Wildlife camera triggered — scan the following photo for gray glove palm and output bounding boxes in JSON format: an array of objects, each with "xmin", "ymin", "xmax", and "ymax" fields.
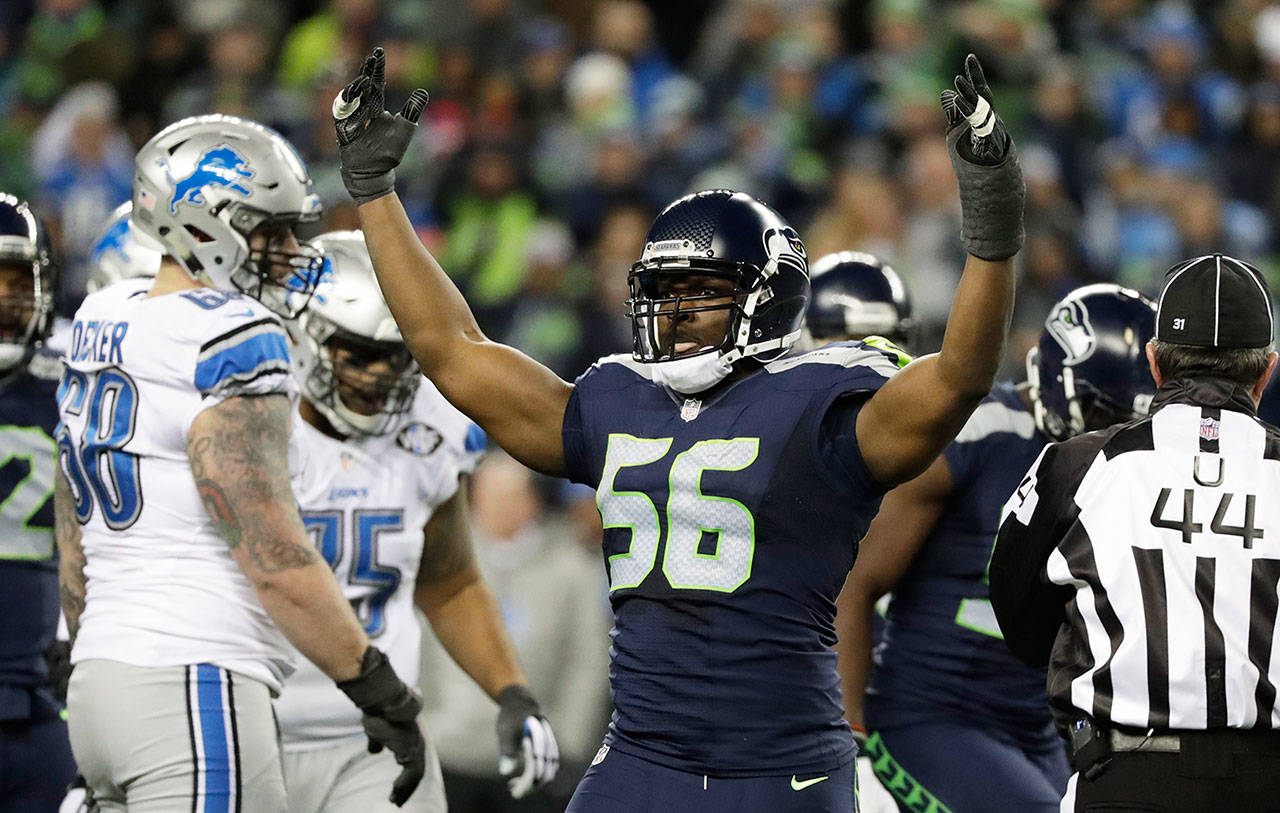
[{"xmin": 333, "ymin": 47, "xmax": 429, "ymax": 205}]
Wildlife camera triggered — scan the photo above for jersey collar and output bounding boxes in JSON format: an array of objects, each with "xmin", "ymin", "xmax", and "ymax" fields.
[{"xmin": 1149, "ymin": 376, "xmax": 1257, "ymax": 417}]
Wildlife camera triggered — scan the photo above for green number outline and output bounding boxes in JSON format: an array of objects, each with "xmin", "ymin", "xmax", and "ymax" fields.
[
  {"xmin": 599, "ymin": 434, "xmax": 672, "ymax": 590},
  {"xmin": 662, "ymin": 438, "xmax": 759, "ymax": 592},
  {"xmin": 0, "ymin": 425, "xmax": 57, "ymax": 560}
]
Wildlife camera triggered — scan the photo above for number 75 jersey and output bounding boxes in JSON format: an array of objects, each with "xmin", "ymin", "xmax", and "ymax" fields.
[
  {"xmin": 561, "ymin": 343, "xmax": 902, "ymax": 777},
  {"xmin": 57, "ymin": 280, "xmax": 298, "ymax": 692}
]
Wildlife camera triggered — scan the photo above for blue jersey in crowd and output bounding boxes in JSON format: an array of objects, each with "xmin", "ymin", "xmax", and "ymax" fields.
[
  {"xmin": 562, "ymin": 342, "xmax": 902, "ymax": 776},
  {"xmin": 867, "ymin": 382, "xmax": 1053, "ymax": 736},
  {"xmin": 0, "ymin": 350, "xmax": 62, "ymax": 722}
]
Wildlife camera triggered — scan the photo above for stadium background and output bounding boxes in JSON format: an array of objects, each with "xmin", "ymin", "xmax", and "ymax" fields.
[{"xmin": 7, "ymin": 0, "xmax": 1280, "ymax": 809}]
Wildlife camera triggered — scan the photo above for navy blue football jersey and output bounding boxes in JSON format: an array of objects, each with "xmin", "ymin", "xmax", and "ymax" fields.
[
  {"xmin": 867, "ymin": 382, "xmax": 1054, "ymax": 735},
  {"xmin": 0, "ymin": 349, "xmax": 63, "ymax": 721},
  {"xmin": 562, "ymin": 342, "xmax": 901, "ymax": 776}
]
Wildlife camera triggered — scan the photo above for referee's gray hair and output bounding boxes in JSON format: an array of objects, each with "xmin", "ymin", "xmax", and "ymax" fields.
[{"xmin": 1150, "ymin": 339, "xmax": 1274, "ymax": 387}]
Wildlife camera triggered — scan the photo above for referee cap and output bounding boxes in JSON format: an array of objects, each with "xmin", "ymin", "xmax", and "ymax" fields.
[{"xmin": 1155, "ymin": 254, "xmax": 1274, "ymax": 348}]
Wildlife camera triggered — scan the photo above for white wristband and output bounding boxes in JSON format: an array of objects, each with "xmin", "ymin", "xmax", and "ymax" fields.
[{"xmin": 967, "ymin": 96, "xmax": 995, "ymax": 137}]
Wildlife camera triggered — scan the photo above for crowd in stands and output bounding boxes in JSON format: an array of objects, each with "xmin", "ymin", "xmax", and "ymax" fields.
[{"xmin": 7, "ymin": 0, "xmax": 1280, "ymax": 377}]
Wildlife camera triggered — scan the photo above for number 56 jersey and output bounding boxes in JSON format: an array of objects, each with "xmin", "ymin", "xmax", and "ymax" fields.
[
  {"xmin": 561, "ymin": 343, "xmax": 901, "ymax": 777},
  {"xmin": 59, "ymin": 281, "xmax": 297, "ymax": 692}
]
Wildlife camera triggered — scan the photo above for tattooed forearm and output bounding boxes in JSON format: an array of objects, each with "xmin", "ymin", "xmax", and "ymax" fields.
[
  {"xmin": 188, "ymin": 394, "xmax": 317, "ymax": 573},
  {"xmin": 54, "ymin": 468, "xmax": 87, "ymax": 643}
]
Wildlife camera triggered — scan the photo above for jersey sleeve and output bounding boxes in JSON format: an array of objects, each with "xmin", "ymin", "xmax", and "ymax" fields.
[
  {"xmin": 990, "ymin": 435, "xmax": 1099, "ymax": 667},
  {"xmin": 561, "ymin": 372, "xmax": 595, "ymax": 487},
  {"xmin": 809, "ymin": 344, "xmax": 899, "ymax": 497},
  {"xmin": 193, "ymin": 316, "xmax": 294, "ymax": 402}
]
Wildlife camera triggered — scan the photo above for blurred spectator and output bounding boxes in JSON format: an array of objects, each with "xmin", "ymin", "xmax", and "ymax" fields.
[
  {"xmin": 164, "ymin": 13, "xmax": 301, "ymax": 132},
  {"xmin": 31, "ymin": 82, "xmax": 131, "ymax": 310},
  {"xmin": 441, "ymin": 141, "xmax": 537, "ymax": 335},
  {"xmin": 277, "ymin": 0, "xmax": 383, "ymax": 91},
  {"xmin": 419, "ymin": 453, "xmax": 611, "ymax": 813}
]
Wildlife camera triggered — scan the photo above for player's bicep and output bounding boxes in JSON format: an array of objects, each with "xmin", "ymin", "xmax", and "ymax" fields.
[
  {"xmin": 851, "ymin": 454, "xmax": 954, "ymax": 599},
  {"xmin": 856, "ymin": 354, "xmax": 980, "ymax": 487},
  {"xmin": 415, "ymin": 485, "xmax": 480, "ymax": 611},
  {"xmin": 429, "ymin": 338, "xmax": 572, "ymax": 477},
  {"xmin": 187, "ymin": 394, "xmax": 317, "ymax": 578}
]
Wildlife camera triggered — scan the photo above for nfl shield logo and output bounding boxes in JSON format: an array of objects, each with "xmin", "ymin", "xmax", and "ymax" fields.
[
  {"xmin": 1200, "ymin": 417, "xmax": 1220, "ymax": 442},
  {"xmin": 680, "ymin": 398, "xmax": 702, "ymax": 422}
]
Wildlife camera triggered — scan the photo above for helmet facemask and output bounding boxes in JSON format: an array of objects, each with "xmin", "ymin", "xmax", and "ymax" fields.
[
  {"xmin": 0, "ymin": 228, "xmax": 53, "ymax": 374},
  {"xmin": 303, "ymin": 321, "xmax": 420, "ymax": 437},
  {"xmin": 223, "ymin": 206, "xmax": 324, "ymax": 319},
  {"xmin": 627, "ymin": 261, "xmax": 750, "ymax": 363}
]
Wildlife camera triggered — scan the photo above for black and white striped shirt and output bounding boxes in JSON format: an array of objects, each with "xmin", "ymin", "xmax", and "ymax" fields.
[{"xmin": 991, "ymin": 377, "xmax": 1280, "ymax": 732}]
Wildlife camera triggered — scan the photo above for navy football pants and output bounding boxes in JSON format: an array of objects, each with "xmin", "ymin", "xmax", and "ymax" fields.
[
  {"xmin": 863, "ymin": 714, "xmax": 1069, "ymax": 813},
  {"xmin": 0, "ymin": 715, "xmax": 76, "ymax": 812},
  {"xmin": 566, "ymin": 745, "xmax": 859, "ymax": 813}
]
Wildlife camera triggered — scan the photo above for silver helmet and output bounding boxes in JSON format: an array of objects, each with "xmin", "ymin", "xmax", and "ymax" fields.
[
  {"xmin": 290, "ymin": 230, "xmax": 420, "ymax": 436},
  {"xmin": 87, "ymin": 203, "xmax": 162, "ymax": 293},
  {"xmin": 130, "ymin": 114, "xmax": 323, "ymax": 317}
]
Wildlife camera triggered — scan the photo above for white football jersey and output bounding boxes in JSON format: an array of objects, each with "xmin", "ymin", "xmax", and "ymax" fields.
[
  {"xmin": 60, "ymin": 280, "xmax": 298, "ymax": 692},
  {"xmin": 277, "ymin": 382, "xmax": 483, "ymax": 747}
]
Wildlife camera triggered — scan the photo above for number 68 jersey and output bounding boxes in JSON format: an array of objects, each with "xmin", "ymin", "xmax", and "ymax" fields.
[
  {"xmin": 59, "ymin": 280, "xmax": 298, "ymax": 691},
  {"xmin": 275, "ymin": 383, "xmax": 483, "ymax": 748}
]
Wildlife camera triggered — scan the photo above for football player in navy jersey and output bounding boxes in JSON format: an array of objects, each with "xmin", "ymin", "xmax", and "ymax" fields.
[
  {"xmin": 805, "ymin": 251, "xmax": 915, "ymax": 353},
  {"xmin": 806, "ymin": 251, "xmax": 913, "ymax": 813},
  {"xmin": 332, "ymin": 49, "xmax": 1025, "ymax": 811},
  {"xmin": 0, "ymin": 193, "xmax": 77, "ymax": 811},
  {"xmin": 839, "ymin": 285, "xmax": 1157, "ymax": 813}
]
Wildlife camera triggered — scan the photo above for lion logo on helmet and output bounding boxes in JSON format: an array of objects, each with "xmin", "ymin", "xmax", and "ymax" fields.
[
  {"xmin": 1045, "ymin": 298, "xmax": 1096, "ymax": 365},
  {"xmin": 169, "ymin": 146, "xmax": 254, "ymax": 214}
]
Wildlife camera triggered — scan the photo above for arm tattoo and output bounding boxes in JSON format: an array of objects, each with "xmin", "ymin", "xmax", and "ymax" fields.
[
  {"xmin": 54, "ymin": 468, "xmax": 87, "ymax": 643},
  {"xmin": 188, "ymin": 395, "xmax": 317, "ymax": 573},
  {"xmin": 419, "ymin": 490, "xmax": 477, "ymax": 586}
]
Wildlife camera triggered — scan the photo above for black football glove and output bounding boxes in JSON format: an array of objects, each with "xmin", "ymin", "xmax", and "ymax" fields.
[
  {"xmin": 332, "ymin": 47, "xmax": 429, "ymax": 205},
  {"xmin": 940, "ymin": 54, "xmax": 1025, "ymax": 261},
  {"xmin": 495, "ymin": 684, "xmax": 559, "ymax": 799},
  {"xmin": 336, "ymin": 647, "xmax": 426, "ymax": 807}
]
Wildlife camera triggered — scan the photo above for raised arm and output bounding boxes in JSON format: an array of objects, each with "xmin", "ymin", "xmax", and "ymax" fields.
[
  {"xmin": 857, "ymin": 56, "xmax": 1024, "ymax": 487},
  {"xmin": 836, "ymin": 456, "xmax": 953, "ymax": 728},
  {"xmin": 333, "ymin": 48, "xmax": 571, "ymax": 476}
]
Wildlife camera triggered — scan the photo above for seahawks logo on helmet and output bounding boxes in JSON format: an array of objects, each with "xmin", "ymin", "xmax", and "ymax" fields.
[
  {"xmin": 169, "ymin": 145, "xmax": 254, "ymax": 214},
  {"xmin": 396, "ymin": 422, "xmax": 443, "ymax": 456},
  {"xmin": 763, "ymin": 226, "xmax": 807, "ymax": 271},
  {"xmin": 1045, "ymin": 299, "xmax": 1096, "ymax": 365}
]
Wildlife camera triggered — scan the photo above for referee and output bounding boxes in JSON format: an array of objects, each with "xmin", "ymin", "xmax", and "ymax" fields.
[{"xmin": 990, "ymin": 253, "xmax": 1280, "ymax": 811}]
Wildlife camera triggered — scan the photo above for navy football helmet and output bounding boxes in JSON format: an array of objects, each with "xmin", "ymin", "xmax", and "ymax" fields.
[
  {"xmin": 806, "ymin": 251, "xmax": 913, "ymax": 346},
  {"xmin": 627, "ymin": 189, "xmax": 810, "ymax": 365},
  {"xmin": 0, "ymin": 193, "xmax": 56, "ymax": 374},
  {"xmin": 1027, "ymin": 283, "xmax": 1157, "ymax": 441}
]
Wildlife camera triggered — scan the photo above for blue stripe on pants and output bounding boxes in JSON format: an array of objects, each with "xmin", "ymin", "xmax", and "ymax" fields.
[{"xmin": 196, "ymin": 664, "xmax": 231, "ymax": 813}]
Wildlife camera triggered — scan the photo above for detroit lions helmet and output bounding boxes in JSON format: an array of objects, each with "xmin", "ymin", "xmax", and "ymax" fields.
[
  {"xmin": 0, "ymin": 193, "xmax": 55, "ymax": 374},
  {"xmin": 130, "ymin": 114, "xmax": 323, "ymax": 318},
  {"xmin": 806, "ymin": 251, "xmax": 913, "ymax": 346},
  {"xmin": 627, "ymin": 189, "xmax": 810, "ymax": 367},
  {"xmin": 87, "ymin": 203, "xmax": 162, "ymax": 293},
  {"xmin": 289, "ymin": 231, "xmax": 419, "ymax": 437},
  {"xmin": 1028, "ymin": 283, "xmax": 1157, "ymax": 441}
]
